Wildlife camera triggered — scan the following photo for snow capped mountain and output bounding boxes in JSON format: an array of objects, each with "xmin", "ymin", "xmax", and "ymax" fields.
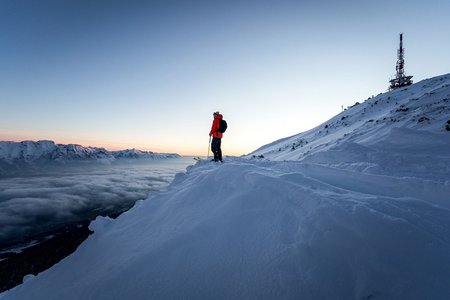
[
  {"xmin": 2, "ymin": 74, "xmax": 450, "ymax": 300},
  {"xmin": 249, "ymin": 73, "xmax": 450, "ymax": 163},
  {"xmin": 110, "ymin": 148, "xmax": 177, "ymax": 159},
  {"xmin": 0, "ymin": 140, "xmax": 180, "ymax": 164}
]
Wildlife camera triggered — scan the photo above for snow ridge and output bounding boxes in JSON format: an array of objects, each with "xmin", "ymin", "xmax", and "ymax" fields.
[
  {"xmin": 249, "ymin": 74, "xmax": 450, "ymax": 162},
  {"xmin": 3, "ymin": 156, "xmax": 450, "ymax": 299}
]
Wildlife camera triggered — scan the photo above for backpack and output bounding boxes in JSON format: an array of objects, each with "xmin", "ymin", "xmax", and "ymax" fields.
[{"xmin": 218, "ymin": 119, "xmax": 227, "ymax": 133}]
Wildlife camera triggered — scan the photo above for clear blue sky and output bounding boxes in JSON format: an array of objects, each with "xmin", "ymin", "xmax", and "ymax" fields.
[{"xmin": 1, "ymin": 0, "xmax": 449, "ymax": 155}]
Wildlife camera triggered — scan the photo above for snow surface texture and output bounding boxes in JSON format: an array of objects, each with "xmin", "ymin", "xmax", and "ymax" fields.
[
  {"xmin": 2, "ymin": 74, "xmax": 450, "ymax": 300},
  {"xmin": 0, "ymin": 140, "xmax": 179, "ymax": 164}
]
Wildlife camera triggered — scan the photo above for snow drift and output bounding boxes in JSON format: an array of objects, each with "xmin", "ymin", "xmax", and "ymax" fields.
[{"xmin": 2, "ymin": 74, "xmax": 450, "ymax": 299}]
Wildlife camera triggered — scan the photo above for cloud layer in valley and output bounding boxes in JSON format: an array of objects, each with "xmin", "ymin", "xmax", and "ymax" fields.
[{"xmin": 0, "ymin": 159, "xmax": 190, "ymax": 247}]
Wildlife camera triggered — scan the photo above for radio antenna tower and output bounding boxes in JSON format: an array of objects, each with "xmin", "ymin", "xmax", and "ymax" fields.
[{"xmin": 389, "ymin": 33, "xmax": 413, "ymax": 90}]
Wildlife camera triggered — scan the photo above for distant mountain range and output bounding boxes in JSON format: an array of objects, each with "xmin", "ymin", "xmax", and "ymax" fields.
[{"xmin": 0, "ymin": 140, "xmax": 180, "ymax": 163}]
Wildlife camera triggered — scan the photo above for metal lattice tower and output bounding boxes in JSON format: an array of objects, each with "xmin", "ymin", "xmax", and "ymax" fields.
[{"xmin": 389, "ymin": 33, "xmax": 413, "ymax": 90}]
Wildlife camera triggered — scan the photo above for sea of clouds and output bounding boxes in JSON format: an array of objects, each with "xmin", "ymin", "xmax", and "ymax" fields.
[{"xmin": 0, "ymin": 158, "xmax": 192, "ymax": 248}]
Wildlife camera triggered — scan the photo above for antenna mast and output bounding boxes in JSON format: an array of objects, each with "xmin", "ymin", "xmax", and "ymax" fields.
[{"xmin": 389, "ymin": 33, "xmax": 413, "ymax": 90}]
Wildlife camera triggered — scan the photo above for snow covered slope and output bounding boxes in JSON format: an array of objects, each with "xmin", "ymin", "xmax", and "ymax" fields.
[
  {"xmin": 2, "ymin": 157, "xmax": 450, "ymax": 299},
  {"xmin": 0, "ymin": 140, "xmax": 179, "ymax": 163},
  {"xmin": 2, "ymin": 74, "xmax": 450, "ymax": 300},
  {"xmin": 249, "ymin": 74, "xmax": 450, "ymax": 165}
]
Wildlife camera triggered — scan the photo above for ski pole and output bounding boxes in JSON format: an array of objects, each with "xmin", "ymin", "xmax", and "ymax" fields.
[{"xmin": 207, "ymin": 135, "xmax": 211, "ymax": 159}]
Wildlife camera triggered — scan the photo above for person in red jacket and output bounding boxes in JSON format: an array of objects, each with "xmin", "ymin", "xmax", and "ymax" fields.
[{"xmin": 209, "ymin": 111, "xmax": 223, "ymax": 162}]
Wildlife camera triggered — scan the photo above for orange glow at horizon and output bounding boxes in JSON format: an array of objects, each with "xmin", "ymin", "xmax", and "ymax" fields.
[{"xmin": 0, "ymin": 133, "xmax": 245, "ymax": 157}]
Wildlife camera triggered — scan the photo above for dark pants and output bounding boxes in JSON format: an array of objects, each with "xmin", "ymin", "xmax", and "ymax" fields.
[{"xmin": 211, "ymin": 137, "xmax": 222, "ymax": 162}]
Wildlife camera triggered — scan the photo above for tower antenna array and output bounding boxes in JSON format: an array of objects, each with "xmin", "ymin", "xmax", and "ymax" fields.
[{"xmin": 389, "ymin": 33, "xmax": 413, "ymax": 90}]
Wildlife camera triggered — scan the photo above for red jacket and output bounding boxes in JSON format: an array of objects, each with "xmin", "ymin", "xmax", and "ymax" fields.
[{"xmin": 209, "ymin": 114, "xmax": 223, "ymax": 139}]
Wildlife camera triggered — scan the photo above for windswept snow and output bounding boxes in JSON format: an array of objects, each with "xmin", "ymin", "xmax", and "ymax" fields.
[
  {"xmin": 2, "ymin": 74, "xmax": 450, "ymax": 299},
  {"xmin": 2, "ymin": 157, "xmax": 450, "ymax": 299}
]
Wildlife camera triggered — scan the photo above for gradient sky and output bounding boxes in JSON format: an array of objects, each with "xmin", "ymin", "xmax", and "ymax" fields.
[{"xmin": 1, "ymin": 0, "xmax": 449, "ymax": 156}]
